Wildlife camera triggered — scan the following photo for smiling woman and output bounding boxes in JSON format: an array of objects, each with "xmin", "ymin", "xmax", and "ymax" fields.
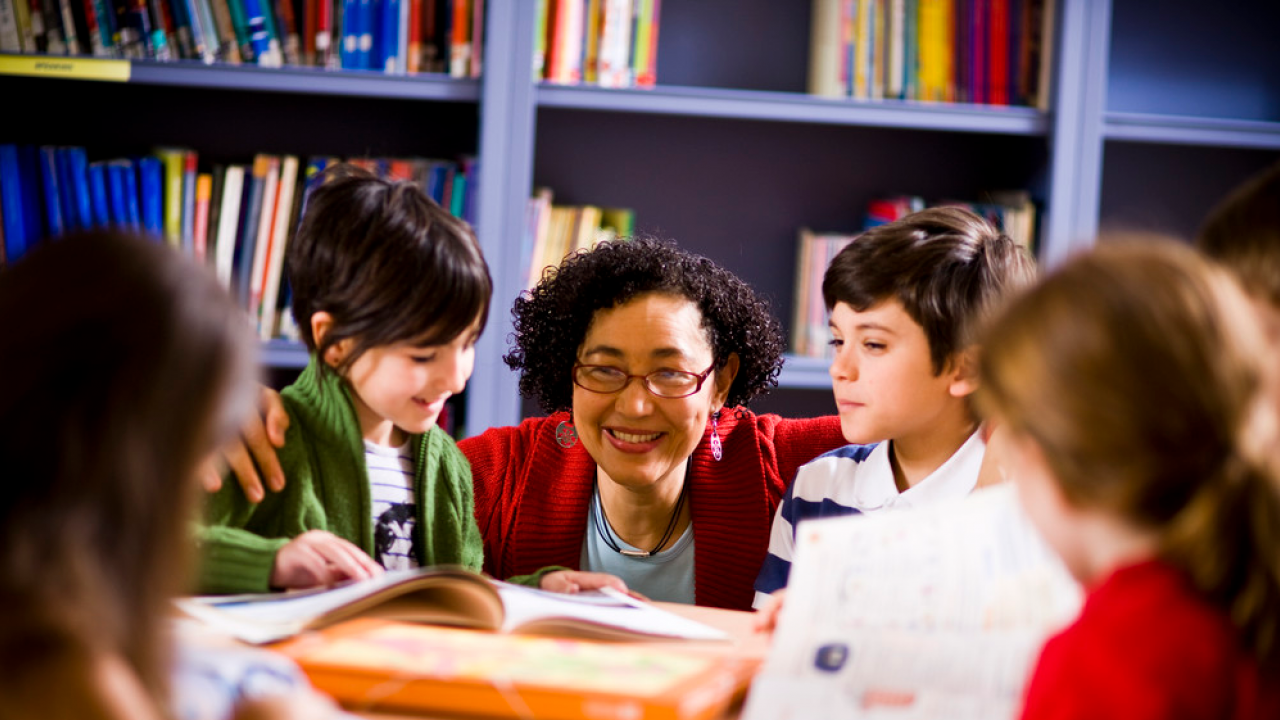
[{"xmin": 458, "ymin": 237, "xmax": 847, "ymax": 610}]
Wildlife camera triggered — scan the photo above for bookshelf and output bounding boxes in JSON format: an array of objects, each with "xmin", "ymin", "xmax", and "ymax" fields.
[{"xmin": 4, "ymin": 0, "xmax": 1277, "ymax": 435}]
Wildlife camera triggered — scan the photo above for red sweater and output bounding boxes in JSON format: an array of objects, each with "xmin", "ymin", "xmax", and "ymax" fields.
[
  {"xmin": 458, "ymin": 409, "xmax": 845, "ymax": 610},
  {"xmin": 1020, "ymin": 559, "xmax": 1280, "ymax": 720}
]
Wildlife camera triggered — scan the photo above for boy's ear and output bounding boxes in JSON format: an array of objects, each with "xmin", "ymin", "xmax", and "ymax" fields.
[
  {"xmin": 947, "ymin": 347, "xmax": 980, "ymax": 399},
  {"xmin": 711, "ymin": 353, "xmax": 741, "ymax": 412},
  {"xmin": 310, "ymin": 312, "xmax": 350, "ymax": 368}
]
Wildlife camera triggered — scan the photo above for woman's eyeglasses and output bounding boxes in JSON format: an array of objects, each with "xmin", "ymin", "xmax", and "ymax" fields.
[{"xmin": 572, "ymin": 363, "xmax": 717, "ymax": 399}]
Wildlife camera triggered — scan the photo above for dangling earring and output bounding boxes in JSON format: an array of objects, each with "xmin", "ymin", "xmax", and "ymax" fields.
[
  {"xmin": 556, "ymin": 415, "xmax": 578, "ymax": 448},
  {"xmin": 710, "ymin": 410, "xmax": 723, "ymax": 462}
]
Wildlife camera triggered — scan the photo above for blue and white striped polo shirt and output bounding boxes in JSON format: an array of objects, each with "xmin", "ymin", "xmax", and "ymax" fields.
[{"xmin": 752, "ymin": 430, "xmax": 986, "ymax": 608}]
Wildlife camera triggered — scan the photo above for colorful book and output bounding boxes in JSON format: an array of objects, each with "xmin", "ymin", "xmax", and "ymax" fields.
[
  {"xmin": 152, "ymin": 146, "xmax": 185, "ymax": 246},
  {"xmin": 232, "ymin": 153, "xmax": 269, "ymax": 308},
  {"xmin": 103, "ymin": 159, "xmax": 130, "ymax": 227},
  {"xmin": 246, "ymin": 153, "xmax": 280, "ymax": 321},
  {"xmin": 177, "ymin": 567, "xmax": 729, "ymax": 645},
  {"xmin": 257, "ymin": 154, "xmax": 298, "ymax": 340},
  {"xmin": 193, "ymin": 171, "xmax": 212, "ymax": 262},
  {"xmin": 180, "ymin": 149, "xmax": 198, "ymax": 252},
  {"xmin": 272, "ymin": 617, "xmax": 754, "ymax": 720}
]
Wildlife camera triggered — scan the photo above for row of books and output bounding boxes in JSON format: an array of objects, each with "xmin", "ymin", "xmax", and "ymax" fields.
[
  {"xmin": 535, "ymin": 0, "xmax": 660, "ymax": 88},
  {"xmin": 790, "ymin": 190, "xmax": 1038, "ymax": 357},
  {"xmin": 0, "ymin": 145, "xmax": 478, "ymax": 342},
  {"xmin": 521, "ymin": 185, "xmax": 634, "ymax": 290},
  {"xmin": 0, "ymin": 0, "xmax": 483, "ymax": 75},
  {"xmin": 808, "ymin": 0, "xmax": 1055, "ymax": 107}
]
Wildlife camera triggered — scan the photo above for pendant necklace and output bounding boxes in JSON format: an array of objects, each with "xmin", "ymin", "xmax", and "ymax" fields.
[{"xmin": 593, "ymin": 459, "xmax": 690, "ymax": 558}]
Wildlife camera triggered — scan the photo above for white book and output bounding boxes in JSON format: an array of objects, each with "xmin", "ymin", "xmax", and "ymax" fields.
[
  {"xmin": 212, "ymin": 165, "xmax": 246, "ymax": 289},
  {"xmin": 743, "ymin": 483, "xmax": 1083, "ymax": 720},
  {"xmin": 247, "ymin": 155, "xmax": 280, "ymax": 323},
  {"xmin": 258, "ymin": 155, "xmax": 299, "ymax": 340}
]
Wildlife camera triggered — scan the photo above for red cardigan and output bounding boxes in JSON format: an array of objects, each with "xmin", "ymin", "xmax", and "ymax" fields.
[
  {"xmin": 458, "ymin": 409, "xmax": 845, "ymax": 610},
  {"xmin": 1021, "ymin": 559, "xmax": 1280, "ymax": 720}
]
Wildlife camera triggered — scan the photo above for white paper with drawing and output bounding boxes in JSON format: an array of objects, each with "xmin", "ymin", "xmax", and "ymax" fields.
[{"xmin": 743, "ymin": 483, "xmax": 1083, "ymax": 720}]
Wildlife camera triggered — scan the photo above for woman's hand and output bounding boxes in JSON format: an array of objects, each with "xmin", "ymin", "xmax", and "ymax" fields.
[
  {"xmin": 270, "ymin": 530, "xmax": 384, "ymax": 590},
  {"xmin": 200, "ymin": 386, "xmax": 291, "ymax": 503},
  {"xmin": 539, "ymin": 570, "xmax": 637, "ymax": 597},
  {"xmin": 752, "ymin": 588, "xmax": 787, "ymax": 634}
]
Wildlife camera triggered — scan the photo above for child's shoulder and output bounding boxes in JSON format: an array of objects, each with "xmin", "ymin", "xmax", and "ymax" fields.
[
  {"xmin": 814, "ymin": 442, "xmax": 880, "ymax": 464},
  {"xmin": 789, "ymin": 442, "xmax": 886, "ymax": 498}
]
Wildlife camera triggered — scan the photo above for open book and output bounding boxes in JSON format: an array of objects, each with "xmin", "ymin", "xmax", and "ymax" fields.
[
  {"xmin": 742, "ymin": 483, "xmax": 1083, "ymax": 720},
  {"xmin": 176, "ymin": 566, "xmax": 729, "ymax": 645},
  {"xmin": 271, "ymin": 617, "xmax": 755, "ymax": 720}
]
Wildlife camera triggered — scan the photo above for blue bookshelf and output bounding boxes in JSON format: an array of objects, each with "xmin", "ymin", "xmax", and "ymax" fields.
[{"xmin": 3, "ymin": 0, "xmax": 1275, "ymax": 434}]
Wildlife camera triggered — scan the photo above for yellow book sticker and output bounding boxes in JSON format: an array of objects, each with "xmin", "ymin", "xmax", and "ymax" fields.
[{"xmin": 0, "ymin": 55, "xmax": 131, "ymax": 82}]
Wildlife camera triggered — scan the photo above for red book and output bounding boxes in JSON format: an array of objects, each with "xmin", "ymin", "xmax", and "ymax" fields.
[
  {"xmin": 989, "ymin": 0, "xmax": 1010, "ymax": 105},
  {"xmin": 406, "ymin": 0, "xmax": 421, "ymax": 72}
]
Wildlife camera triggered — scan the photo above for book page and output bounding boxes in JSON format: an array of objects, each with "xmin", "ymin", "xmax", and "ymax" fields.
[
  {"xmin": 742, "ymin": 483, "xmax": 1082, "ymax": 720},
  {"xmin": 493, "ymin": 583, "xmax": 731, "ymax": 642},
  {"xmin": 176, "ymin": 567, "xmax": 497, "ymax": 644}
]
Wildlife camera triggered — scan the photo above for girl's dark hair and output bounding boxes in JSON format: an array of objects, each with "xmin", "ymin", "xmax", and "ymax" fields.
[
  {"xmin": 0, "ymin": 230, "xmax": 258, "ymax": 705},
  {"xmin": 287, "ymin": 164, "xmax": 492, "ymax": 373},
  {"xmin": 978, "ymin": 238, "xmax": 1280, "ymax": 666},
  {"xmin": 823, "ymin": 206, "xmax": 1037, "ymax": 374},
  {"xmin": 506, "ymin": 235, "xmax": 786, "ymax": 414}
]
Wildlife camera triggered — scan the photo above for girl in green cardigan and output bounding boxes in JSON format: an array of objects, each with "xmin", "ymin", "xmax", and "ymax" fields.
[{"xmin": 198, "ymin": 165, "xmax": 624, "ymax": 597}]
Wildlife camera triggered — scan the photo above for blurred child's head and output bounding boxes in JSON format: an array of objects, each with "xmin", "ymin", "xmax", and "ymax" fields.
[
  {"xmin": 1196, "ymin": 160, "xmax": 1280, "ymax": 343},
  {"xmin": 286, "ymin": 165, "xmax": 492, "ymax": 442},
  {"xmin": 979, "ymin": 238, "xmax": 1280, "ymax": 663},
  {"xmin": 821, "ymin": 206, "xmax": 1037, "ymax": 444},
  {"xmin": 0, "ymin": 230, "xmax": 258, "ymax": 701}
]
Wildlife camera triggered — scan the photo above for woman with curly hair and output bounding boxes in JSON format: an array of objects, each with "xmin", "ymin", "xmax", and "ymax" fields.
[
  {"xmin": 221, "ymin": 236, "xmax": 845, "ymax": 610},
  {"xmin": 456, "ymin": 237, "xmax": 844, "ymax": 609}
]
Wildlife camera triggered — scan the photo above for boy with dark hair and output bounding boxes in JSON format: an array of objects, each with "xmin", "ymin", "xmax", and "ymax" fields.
[{"xmin": 754, "ymin": 206, "xmax": 1037, "ymax": 608}]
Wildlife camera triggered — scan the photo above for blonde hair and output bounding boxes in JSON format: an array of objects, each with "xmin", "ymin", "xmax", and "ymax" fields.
[{"xmin": 978, "ymin": 238, "xmax": 1280, "ymax": 665}]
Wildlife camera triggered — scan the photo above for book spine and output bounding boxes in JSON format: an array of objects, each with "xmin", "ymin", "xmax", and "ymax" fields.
[
  {"xmin": 38, "ymin": 146, "xmax": 65, "ymax": 239},
  {"xmin": 0, "ymin": 144, "xmax": 34, "ymax": 261},
  {"xmin": 193, "ymin": 171, "xmax": 212, "ymax": 262},
  {"xmin": 1, "ymin": 0, "xmax": 26, "ymax": 50},
  {"xmin": 180, "ymin": 149, "xmax": 197, "ymax": 252},
  {"xmin": 87, "ymin": 160, "xmax": 111, "ymax": 227},
  {"xmin": 62, "ymin": 146, "xmax": 92, "ymax": 231}
]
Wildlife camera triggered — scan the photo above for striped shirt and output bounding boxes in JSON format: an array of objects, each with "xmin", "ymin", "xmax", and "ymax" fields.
[
  {"xmin": 752, "ymin": 430, "xmax": 986, "ymax": 607},
  {"xmin": 364, "ymin": 439, "xmax": 419, "ymax": 571}
]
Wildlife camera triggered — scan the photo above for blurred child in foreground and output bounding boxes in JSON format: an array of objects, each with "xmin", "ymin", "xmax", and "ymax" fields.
[
  {"xmin": 979, "ymin": 239, "xmax": 1280, "ymax": 720},
  {"xmin": 0, "ymin": 230, "xmax": 337, "ymax": 719}
]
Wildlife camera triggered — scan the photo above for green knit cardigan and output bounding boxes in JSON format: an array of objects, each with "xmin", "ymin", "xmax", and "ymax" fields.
[{"xmin": 196, "ymin": 357, "xmax": 491, "ymax": 594}]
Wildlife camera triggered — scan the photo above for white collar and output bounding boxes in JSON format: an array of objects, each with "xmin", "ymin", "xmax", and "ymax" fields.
[{"xmin": 852, "ymin": 430, "xmax": 986, "ymax": 511}]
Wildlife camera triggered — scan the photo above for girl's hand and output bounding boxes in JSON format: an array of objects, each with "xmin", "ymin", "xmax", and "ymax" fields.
[{"xmin": 270, "ymin": 530, "xmax": 383, "ymax": 590}]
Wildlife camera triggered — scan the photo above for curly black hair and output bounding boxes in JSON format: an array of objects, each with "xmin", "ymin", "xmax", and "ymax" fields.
[{"xmin": 505, "ymin": 236, "xmax": 786, "ymax": 414}]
